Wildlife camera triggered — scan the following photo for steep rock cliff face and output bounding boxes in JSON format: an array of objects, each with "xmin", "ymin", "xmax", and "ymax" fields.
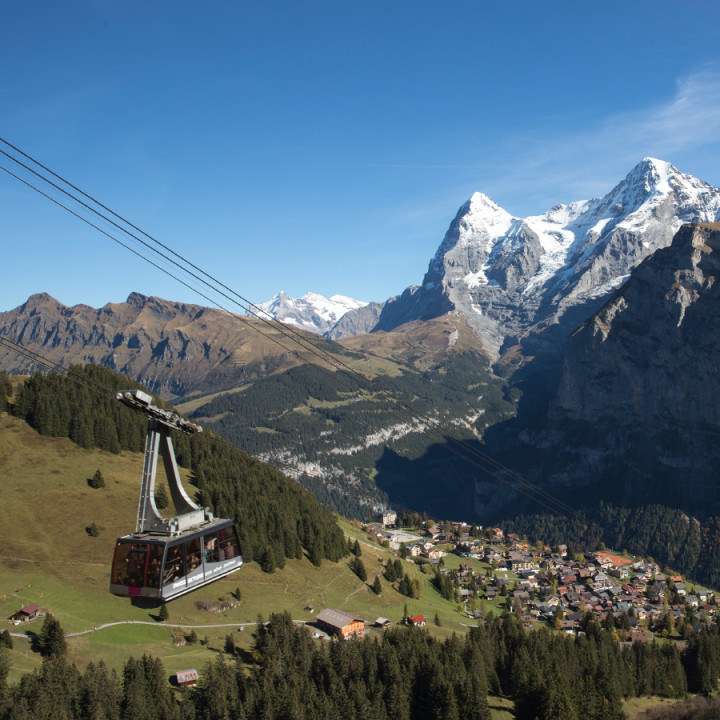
[
  {"xmin": 525, "ymin": 223, "xmax": 720, "ymax": 514},
  {"xmin": 557, "ymin": 223, "xmax": 720, "ymax": 426}
]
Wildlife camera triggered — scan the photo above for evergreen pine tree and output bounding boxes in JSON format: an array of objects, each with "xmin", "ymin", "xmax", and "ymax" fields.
[
  {"xmin": 121, "ymin": 657, "xmax": 146, "ymax": 719},
  {"xmin": 0, "ymin": 644, "xmax": 8, "ymax": 692},
  {"xmin": 372, "ymin": 575, "xmax": 382, "ymax": 595},
  {"xmin": 0, "ymin": 372, "xmax": 11, "ymax": 413},
  {"xmin": 351, "ymin": 556, "xmax": 367, "ymax": 582},
  {"xmin": 225, "ymin": 634, "xmax": 236, "ymax": 655},
  {"xmin": 158, "ymin": 604, "xmax": 169, "ymax": 622},
  {"xmin": 309, "ymin": 542, "xmax": 323, "ymax": 567},
  {"xmin": 261, "ymin": 545, "xmax": 277, "ymax": 573},
  {"xmin": 38, "ymin": 614, "xmax": 67, "ymax": 657}
]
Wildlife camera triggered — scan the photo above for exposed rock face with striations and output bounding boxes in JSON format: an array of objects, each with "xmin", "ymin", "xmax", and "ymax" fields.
[
  {"xmin": 518, "ymin": 223, "xmax": 720, "ymax": 514},
  {"xmin": 340, "ymin": 159, "xmax": 720, "ymax": 358}
]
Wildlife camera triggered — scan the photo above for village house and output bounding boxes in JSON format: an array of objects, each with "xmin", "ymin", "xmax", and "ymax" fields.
[
  {"xmin": 378, "ymin": 511, "xmax": 397, "ymax": 528},
  {"xmin": 175, "ymin": 669, "xmax": 198, "ymax": 688},
  {"xmin": 590, "ymin": 572, "xmax": 613, "ymax": 592},
  {"xmin": 507, "ymin": 552, "xmax": 533, "ymax": 572},
  {"xmin": 425, "ymin": 547, "xmax": 446, "ymax": 561},
  {"xmin": 406, "ymin": 615, "xmax": 426, "ymax": 627}
]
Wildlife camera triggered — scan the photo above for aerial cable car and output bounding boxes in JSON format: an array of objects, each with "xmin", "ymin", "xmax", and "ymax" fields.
[{"xmin": 109, "ymin": 390, "xmax": 243, "ymax": 601}]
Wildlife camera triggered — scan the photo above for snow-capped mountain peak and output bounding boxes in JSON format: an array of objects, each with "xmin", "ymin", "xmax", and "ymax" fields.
[
  {"xmin": 368, "ymin": 158, "xmax": 720, "ymax": 356},
  {"xmin": 251, "ymin": 291, "xmax": 367, "ymax": 335}
]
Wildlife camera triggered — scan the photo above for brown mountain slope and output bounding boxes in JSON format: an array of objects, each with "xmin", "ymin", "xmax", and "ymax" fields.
[{"xmin": 0, "ymin": 292, "xmax": 348, "ymax": 397}]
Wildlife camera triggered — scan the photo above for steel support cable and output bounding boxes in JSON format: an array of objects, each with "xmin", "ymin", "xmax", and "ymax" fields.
[
  {"xmin": 0, "ymin": 143, "xmax": 377, "ymax": 380},
  {"xmin": 0, "ymin": 336, "xmax": 399, "ymax": 515},
  {"xmin": 0, "ymin": 335, "xmax": 579, "ymax": 527},
  {"xmin": 0, "ymin": 162, "xmax": 328, "ymax": 366},
  {"xmin": 0, "ymin": 144, "xmax": 579, "ymax": 518},
  {"xmin": 0, "ymin": 148, "xmax": 593, "ymax": 528},
  {"xmin": 1, "ymin": 137, "xmax": 374, "ymax": 365},
  {"xmin": 0, "ymin": 337, "xmax": 115, "ymax": 400},
  {"xmin": 0, "ymin": 153, "xmax": 568, "ymax": 513}
]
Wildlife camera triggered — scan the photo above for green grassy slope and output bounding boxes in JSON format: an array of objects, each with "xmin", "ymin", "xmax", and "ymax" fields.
[{"xmin": 0, "ymin": 414, "xmax": 479, "ymax": 683}]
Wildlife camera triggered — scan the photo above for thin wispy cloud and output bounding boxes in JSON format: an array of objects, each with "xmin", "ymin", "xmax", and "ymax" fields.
[
  {"xmin": 481, "ymin": 65, "xmax": 720, "ymax": 211},
  {"xmin": 391, "ymin": 67, "xmax": 720, "ymax": 224}
]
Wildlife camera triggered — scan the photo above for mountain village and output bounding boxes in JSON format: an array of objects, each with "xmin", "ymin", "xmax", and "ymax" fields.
[{"xmin": 362, "ymin": 514, "xmax": 715, "ymax": 643}]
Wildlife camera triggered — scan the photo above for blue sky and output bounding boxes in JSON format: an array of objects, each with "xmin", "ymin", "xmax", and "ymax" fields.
[{"xmin": 2, "ymin": 1, "xmax": 720, "ymax": 313}]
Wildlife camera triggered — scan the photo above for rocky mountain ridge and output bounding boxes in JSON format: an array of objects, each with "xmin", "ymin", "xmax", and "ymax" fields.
[{"xmin": 0, "ymin": 291, "xmax": 340, "ymax": 396}]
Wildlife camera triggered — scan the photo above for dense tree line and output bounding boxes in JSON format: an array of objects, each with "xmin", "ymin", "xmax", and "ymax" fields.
[
  {"xmin": 5, "ymin": 611, "xmax": 720, "ymax": 720},
  {"xmin": 0, "ymin": 372, "xmax": 11, "ymax": 413},
  {"xmin": 8, "ymin": 366, "xmax": 346, "ymax": 567}
]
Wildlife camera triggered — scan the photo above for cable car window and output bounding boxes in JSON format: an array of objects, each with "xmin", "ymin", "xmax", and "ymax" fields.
[
  {"xmin": 112, "ymin": 543, "xmax": 132, "ymax": 585},
  {"xmin": 185, "ymin": 537, "xmax": 202, "ymax": 573},
  {"xmin": 219, "ymin": 527, "xmax": 240, "ymax": 559},
  {"xmin": 146, "ymin": 545, "xmax": 163, "ymax": 589},
  {"xmin": 203, "ymin": 532, "xmax": 222, "ymax": 563},
  {"xmin": 163, "ymin": 544, "xmax": 185, "ymax": 587},
  {"xmin": 124, "ymin": 544, "xmax": 149, "ymax": 588}
]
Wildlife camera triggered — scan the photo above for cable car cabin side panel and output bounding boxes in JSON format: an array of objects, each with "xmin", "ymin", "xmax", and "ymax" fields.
[{"xmin": 109, "ymin": 522, "xmax": 243, "ymax": 601}]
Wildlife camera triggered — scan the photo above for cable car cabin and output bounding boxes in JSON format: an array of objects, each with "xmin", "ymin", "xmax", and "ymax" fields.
[
  {"xmin": 110, "ymin": 519, "xmax": 242, "ymax": 601},
  {"xmin": 110, "ymin": 391, "xmax": 244, "ymax": 601}
]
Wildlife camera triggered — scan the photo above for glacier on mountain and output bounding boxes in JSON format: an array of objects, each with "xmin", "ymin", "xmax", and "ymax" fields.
[{"xmin": 250, "ymin": 290, "xmax": 367, "ymax": 335}]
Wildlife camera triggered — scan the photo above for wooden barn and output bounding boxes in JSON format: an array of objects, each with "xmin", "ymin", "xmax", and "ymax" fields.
[
  {"xmin": 315, "ymin": 609, "xmax": 365, "ymax": 639},
  {"xmin": 9, "ymin": 604, "xmax": 40, "ymax": 624}
]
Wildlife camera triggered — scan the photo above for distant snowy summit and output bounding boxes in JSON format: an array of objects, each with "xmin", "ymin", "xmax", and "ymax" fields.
[{"xmin": 249, "ymin": 291, "xmax": 368, "ymax": 335}]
